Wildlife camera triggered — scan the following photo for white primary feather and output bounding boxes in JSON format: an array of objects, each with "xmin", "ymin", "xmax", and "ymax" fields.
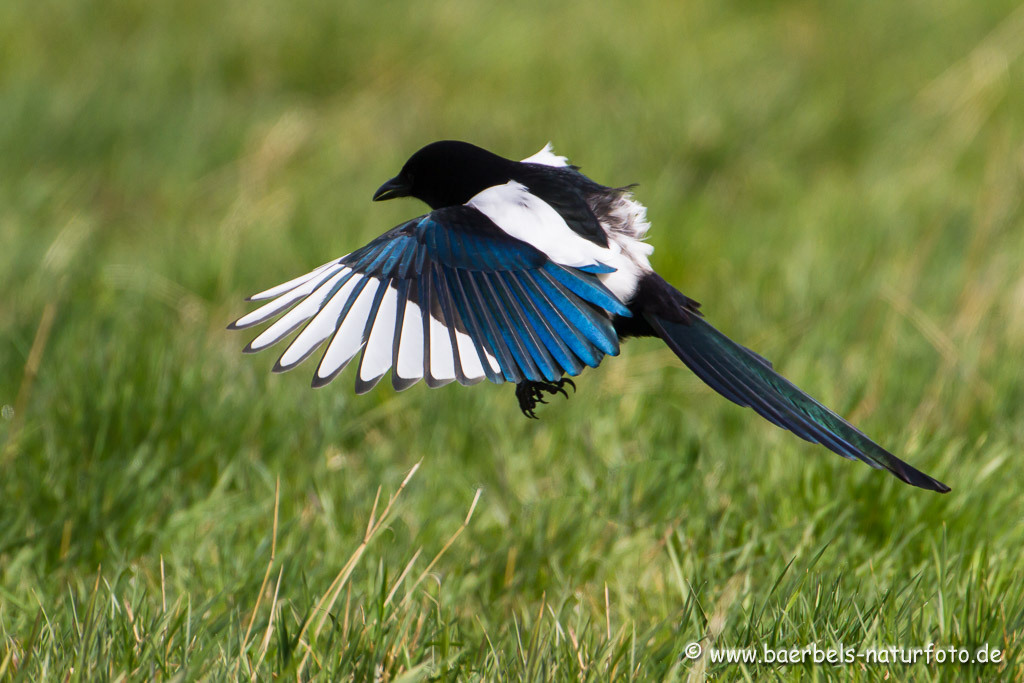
[
  {"xmin": 276, "ymin": 274, "xmax": 361, "ymax": 368},
  {"xmin": 247, "ymin": 259, "xmax": 342, "ymax": 301},
  {"xmin": 248, "ymin": 268, "xmax": 352, "ymax": 351},
  {"xmin": 396, "ymin": 299, "xmax": 424, "ymax": 381},
  {"xmin": 520, "ymin": 143, "xmax": 569, "ymax": 168},
  {"xmin": 234, "ymin": 284, "xmax": 313, "ymax": 330},
  {"xmin": 428, "ymin": 308, "xmax": 456, "ymax": 382},
  {"xmin": 234, "ymin": 263, "xmax": 345, "ymax": 328},
  {"xmin": 316, "ymin": 278, "xmax": 380, "ymax": 380},
  {"xmin": 453, "ymin": 327, "xmax": 486, "ymax": 380},
  {"xmin": 482, "ymin": 345, "xmax": 501, "ymax": 374},
  {"xmin": 358, "ymin": 286, "xmax": 399, "ymax": 381}
]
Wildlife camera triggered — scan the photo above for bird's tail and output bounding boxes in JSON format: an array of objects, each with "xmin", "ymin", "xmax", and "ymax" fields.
[{"xmin": 640, "ymin": 276, "xmax": 949, "ymax": 493}]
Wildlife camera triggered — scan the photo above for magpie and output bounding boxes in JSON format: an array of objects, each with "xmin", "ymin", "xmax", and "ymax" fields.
[{"xmin": 229, "ymin": 140, "xmax": 950, "ymax": 493}]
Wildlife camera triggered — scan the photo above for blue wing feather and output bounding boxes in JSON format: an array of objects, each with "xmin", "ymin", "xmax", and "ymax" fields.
[
  {"xmin": 489, "ymin": 272, "xmax": 561, "ymax": 381},
  {"xmin": 576, "ymin": 263, "xmax": 617, "ymax": 274},
  {"xmin": 543, "ymin": 263, "xmax": 631, "ymax": 317},
  {"xmin": 534, "ymin": 270, "xmax": 620, "ymax": 356},
  {"xmin": 479, "ymin": 273, "xmax": 544, "ymax": 381},
  {"xmin": 502, "ymin": 272, "xmax": 585, "ymax": 376},
  {"xmin": 513, "ymin": 272, "xmax": 600, "ymax": 368},
  {"xmin": 459, "ymin": 270, "xmax": 522, "ymax": 383}
]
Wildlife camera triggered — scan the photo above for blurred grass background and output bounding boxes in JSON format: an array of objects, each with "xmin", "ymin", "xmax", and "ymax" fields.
[{"xmin": 2, "ymin": 0, "xmax": 1023, "ymax": 679}]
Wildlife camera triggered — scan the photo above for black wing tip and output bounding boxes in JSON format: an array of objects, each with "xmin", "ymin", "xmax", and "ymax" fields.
[
  {"xmin": 311, "ymin": 356, "xmax": 356, "ymax": 388},
  {"xmin": 354, "ymin": 374, "xmax": 385, "ymax": 395},
  {"xmin": 229, "ymin": 316, "xmax": 269, "ymax": 331},
  {"xmin": 392, "ymin": 375, "xmax": 420, "ymax": 392},
  {"xmin": 424, "ymin": 375, "xmax": 456, "ymax": 389},
  {"xmin": 310, "ymin": 373, "xmax": 333, "ymax": 388}
]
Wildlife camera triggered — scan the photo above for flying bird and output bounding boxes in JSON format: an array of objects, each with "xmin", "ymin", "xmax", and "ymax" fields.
[{"xmin": 229, "ymin": 140, "xmax": 949, "ymax": 493}]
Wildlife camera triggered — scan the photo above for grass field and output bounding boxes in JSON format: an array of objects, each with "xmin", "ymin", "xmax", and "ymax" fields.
[{"xmin": 2, "ymin": 0, "xmax": 1024, "ymax": 679}]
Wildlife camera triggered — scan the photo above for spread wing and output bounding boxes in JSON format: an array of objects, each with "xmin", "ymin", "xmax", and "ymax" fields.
[{"xmin": 229, "ymin": 205, "xmax": 631, "ymax": 393}]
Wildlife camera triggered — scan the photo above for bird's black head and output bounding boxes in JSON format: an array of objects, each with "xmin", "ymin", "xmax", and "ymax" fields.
[{"xmin": 372, "ymin": 140, "xmax": 518, "ymax": 210}]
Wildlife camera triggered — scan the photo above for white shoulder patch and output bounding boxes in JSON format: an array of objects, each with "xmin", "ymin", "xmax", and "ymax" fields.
[
  {"xmin": 520, "ymin": 143, "xmax": 569, "ymax": 168},
  {"xmin": 467, "ymin": 181, "xmax": 653, "ymax": 303},
  {"xmin": 467, "ymin": 181, "xmax": 608, "ymax": 270}
]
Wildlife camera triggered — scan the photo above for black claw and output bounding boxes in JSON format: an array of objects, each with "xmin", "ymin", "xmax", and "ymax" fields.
[{"xmin": 515, "ymin": 378, "xmax": 578, "ymax": 419}]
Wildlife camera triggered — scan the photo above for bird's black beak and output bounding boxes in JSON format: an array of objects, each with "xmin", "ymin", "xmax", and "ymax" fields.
[{"xmin": 372, "ymin": 176, "xmax": 411, "ymax": 202}]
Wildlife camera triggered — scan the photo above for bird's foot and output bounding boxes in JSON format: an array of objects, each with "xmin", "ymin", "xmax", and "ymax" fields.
[{"xmin": 515, "ymin": 378, "xmax": 576, "ymax": 419}]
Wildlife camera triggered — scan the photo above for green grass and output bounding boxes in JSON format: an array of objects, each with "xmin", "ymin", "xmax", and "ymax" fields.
[{"xmin": 2, "ymin": 0, "xmax": 1023, "ymax": 679}]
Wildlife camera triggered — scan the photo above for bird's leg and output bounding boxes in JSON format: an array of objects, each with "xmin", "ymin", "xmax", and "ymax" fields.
[{"xmin": 515, "ymin": 378, "xmax": 577, "ymax": 419}]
